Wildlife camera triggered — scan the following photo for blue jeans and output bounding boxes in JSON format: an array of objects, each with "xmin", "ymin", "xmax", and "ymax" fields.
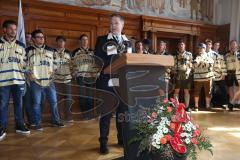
[
  {"xmin": 23, "ymin": 82, "xmax": 46, "ymax": 125},
  {"xmin": 30, "ymin": 81, "xmax": 60, "ymax": 125},
  {"xmin": 0, "ymin": 84, "xmax": 25, "ymax": 128},
  {"xmin": 55, "ymin": 82, "xmax": 72, "ymax": 120}
]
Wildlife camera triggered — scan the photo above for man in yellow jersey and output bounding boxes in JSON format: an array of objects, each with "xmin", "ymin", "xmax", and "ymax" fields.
[
  {"xmin": 26, "ymin": 29, "xmax": 64, "ymax": 131},
  {"xmin": 0, "ymin": 20, "xmax": 30, "ymax": 141},
  {"xmin": 54, "ymin": 36, "xmax": 73, "ymax": 122}
]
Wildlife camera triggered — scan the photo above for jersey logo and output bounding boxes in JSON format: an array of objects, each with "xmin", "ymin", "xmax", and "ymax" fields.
[
  {"xmin": 40, "ymin": 60, "xmax": 50, "ymax": 66},
  {"xmin": 8, "ymin": 57, "xmax": 20, "ymax": 63}
]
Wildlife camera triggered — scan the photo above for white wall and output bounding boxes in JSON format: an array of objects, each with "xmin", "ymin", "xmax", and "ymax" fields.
[
  {"xmin": 214, "ymin": 0, "xmax": 240, "ymax": 42},
  {"xmin": 229, "ymin": 0, "xmax": 240, "ymax": 42}
]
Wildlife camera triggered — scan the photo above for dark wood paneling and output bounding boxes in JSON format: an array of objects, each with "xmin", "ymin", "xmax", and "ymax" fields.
[
  {"xmin": 217, "ymin": 24, "xmax": 230, "ymax": 53},
  {"xmin": 0, "ymin": 0, "xmax": 141, "ymax": 50},
  {"xmin": 0, "ymin": 0, "xmax": 230, "ymax": 115}
]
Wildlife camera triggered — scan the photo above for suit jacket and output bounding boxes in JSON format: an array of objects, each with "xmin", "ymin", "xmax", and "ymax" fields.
[{"xmin": 94, "ymin": 32, "xmax": 132, "ymax": 91}]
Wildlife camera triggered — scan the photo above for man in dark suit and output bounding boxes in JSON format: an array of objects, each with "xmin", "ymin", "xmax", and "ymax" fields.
[{"xmin": 95, "ymin": 13, "xmax": 132, "ymax": 154}]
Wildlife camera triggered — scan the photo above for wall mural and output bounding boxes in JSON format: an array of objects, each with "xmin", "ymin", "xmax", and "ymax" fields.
[{"xmin": 41, "ymin": 0, "xmax": 214, "ymax": 22}]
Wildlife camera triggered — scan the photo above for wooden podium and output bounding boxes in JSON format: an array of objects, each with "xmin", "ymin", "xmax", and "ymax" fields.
[{"xmin": 104, "ymin": 54, "xmax": 174, "ymax": 160}]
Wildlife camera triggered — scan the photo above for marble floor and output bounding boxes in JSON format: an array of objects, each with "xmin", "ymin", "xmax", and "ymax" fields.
[{"xmin": 0, "ymin": 108, "xmax": 240, "ymax": 160}]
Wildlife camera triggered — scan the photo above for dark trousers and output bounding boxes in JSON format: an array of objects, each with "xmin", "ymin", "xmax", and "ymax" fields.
[
  {"xmin": 211, "ymin": 80, "xmax": 228, "ymax": 106},
  {"xmin": 99, "ymin": 100, "xmax": 124, "ymax": 145},
  {"xmin": 76, "ymin": 76, "xmax": 95, "ymax": 112},
  {"xmin": 55, "ymin": 82, "xmax": 72, "ymax": 120},
  {"xmin": 0, "ymin": 84, "xmax": 25, "ymax": 128},
  {"xmin": 96, "ymin": 75, "xmax": 123, "ymax": 145}
]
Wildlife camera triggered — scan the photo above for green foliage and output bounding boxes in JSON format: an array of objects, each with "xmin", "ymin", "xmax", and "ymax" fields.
[{"xmin": 129, "ymin": 98, "xmax": 214, "ymax": 160}]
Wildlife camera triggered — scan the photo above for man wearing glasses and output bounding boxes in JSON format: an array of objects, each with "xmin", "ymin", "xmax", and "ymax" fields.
[{"xmin": 26, "ymin": 29, "xmax": 64, "ymax": 131}]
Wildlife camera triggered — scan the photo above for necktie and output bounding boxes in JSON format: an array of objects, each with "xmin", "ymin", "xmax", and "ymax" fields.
[{"xmin": 115, "ymin": 35, "xmax": 121, "ymax": 44}]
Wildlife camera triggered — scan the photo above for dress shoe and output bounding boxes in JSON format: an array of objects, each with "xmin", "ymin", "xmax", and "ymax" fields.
[{"xmin": 100, "ymin": 144, "xmax": 109, "ymax": 154}]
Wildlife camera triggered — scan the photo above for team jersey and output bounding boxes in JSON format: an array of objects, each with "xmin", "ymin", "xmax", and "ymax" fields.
[
  {"xmin": 53, "ymin": 48, "xmax": 72, "ymax": 83},
  {"xmin": 173, "ymin": 51, "xmax": 193, "ymax": 80},
  {"xmin": 193, "ymin": 52, "xmax": 214, "ymax": 81},
  {"xmin": 0, "ymin": 37, "xmax": 26, "ymax": 87},
  {"xmin": 72, "ymin": 47, "xmax": 99, "ymax": 78},
  {"xmin": 234, "ymin": 51, "xmax": 240, "ymax": 81},
  {"xmin": 26, "ymin": 45, "xmax": 56, "ymax": 87},
  {"xmin": 225, "ymin": 51, "xmax": 238, "ymax": 71},
  {"xmin": 207, "ymin": 50, "xmax": 226, "ymax": 81}
]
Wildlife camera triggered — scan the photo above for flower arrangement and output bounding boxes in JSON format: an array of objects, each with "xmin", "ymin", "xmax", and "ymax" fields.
[{"xmin": 130, "ymin": 98, "xmax": 213, "ymax": 160}]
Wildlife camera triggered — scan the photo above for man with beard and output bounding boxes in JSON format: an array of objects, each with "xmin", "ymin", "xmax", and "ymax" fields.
[{"xmin": 0, "ymin": 20, "xmax": 30, "ymax": 141}]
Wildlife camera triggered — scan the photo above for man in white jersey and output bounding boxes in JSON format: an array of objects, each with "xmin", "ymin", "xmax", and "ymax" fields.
[
  {"xmin": 54, "ymin": 36, "xmax": 73, "ymax": 122},
  {"xmin": 0, "ymin": 20, "xmax": 30, "ymax": 141},
  {"xmin": 193, "ymin": 43, "xmax": 214, "ymax": 111},
  {"xmin": 225, "ymin": 40, "xmax": 239, "ymax": 111},
  {"xmin": 26, "ymin": 29, "xmax": 64, "ymax": 131},
  {"xmin": 211, "ymin": 41, "xmax": 228, "ymax": 108}
]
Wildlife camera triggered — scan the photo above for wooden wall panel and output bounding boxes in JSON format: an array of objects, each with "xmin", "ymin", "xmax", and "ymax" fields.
[
  {"xmin": 141, "ymin": 15, "xmax": 229, "ymax": 55},
  {"xmin": 0, "ymin": 0, "xmax": 230, "ymax": 117},
  {"xmin": 0, "ymin": 0, "xmax": 141, "ymax": 50},
  {"xmin": 0, "ymin": 0, "xmax": 229, "ymax": 52},
  {"xmin": 217, "ymin": 24, "xmax": 230, "ymax": 53}
]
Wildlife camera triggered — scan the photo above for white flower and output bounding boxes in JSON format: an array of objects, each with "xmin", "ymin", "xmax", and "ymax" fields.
[
  {"xmin": 152, "ymin": 141, "xmax": 157, "ymax": 147},
  {"xmin": 165, "ymin": 120, "xmax": 170, "ymax": 125},
  {"xmin": 192, "ymin": 125, "xmax": 196, "ymax": 130},
  {"xmin": 187, "ymin": 127, "xmax": 192, "ymax": 132},
  {"xmin": 155, "ymin": 144, "xmax": 160, "ymax": 149},
  {"xmin": 185, "ymin": 124, "xmax": 191, "ymax": 129},
  {"xmin": 157, "ymin": 130, "xmax": 163, "ymax": 136},
  {"xmin": 156, "ymin": 139, "xmax": 160, "ymax": 144},
  {"xmin": 185, "ymin": 138, "xmax": 191, "ymax": 144},
  {"xmin": 180, "ymin": 133, "xmax": 186, "ymax": 137},
  {"xmin": 163, "ymin": 128, "xmax": 169, "ymax": 134},
  {"xmin": 153, "ymin": 134, "xmax": 158, "ymax": 139},
  {"xmin": 157, "ymin": 126, "xmax": 162, "ymax": 130},
  {"xmin": 182, "ymin": 126, "xmax": 186, "ymax": 131}
]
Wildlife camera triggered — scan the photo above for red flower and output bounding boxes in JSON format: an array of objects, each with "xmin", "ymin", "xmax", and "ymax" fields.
[
  {"xmin": 170, "ymin": 98, "xmax": 178, "ymax": 105},
  {"xmin": 163, "ymin": 98, "xmax": 169, "ymax": 103},
  {"xmin": 174, "ymin": 123, "xmax": 183, "ymax": 135},
  {"xmin": 167, "ymin": 106, "xmax": 173, "ymax": 112},
  {"xmin": 191, "ymin": 138, "xmax": 198, "ymax": 144},
  {"xmin": 170, "ymin": 136, "xmax": 187, "ymax": 154},
  {"xmin": 178, "ymin": 103, "xmax": 186, "ymax": 109},
  {"xmin": 193, "ymin": 130, "xmax": 200, "ymax": 137},
  {"xmin": 171, "ymin": 115, "xmax": 177, "ymax": 122},
  {"xmin": 195, "ymin": 124, "xmax": 200, "ymax": 129},
  {"xmin": 175, "ymin": 103, "xmax": 190, "ymax": 123},
  {"xmin": 165, "ymin": 135, "xmax": 172, "ymax": 141},
  {"xmin": 170, "ymin": 122, "xmax": 176, "ymax": 130},
  {"xmin": 151, "ymin": 112, "xmax": 158, "ymax": 118},
  {"xmin": 160, "ymin": 137, "xmax": 167, "ymax": 144}
]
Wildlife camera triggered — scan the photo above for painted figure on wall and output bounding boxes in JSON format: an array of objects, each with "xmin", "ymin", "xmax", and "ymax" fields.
[
  {"xmin": 147, "ymin": 0, "xmax": 165, "ymax": 14},
  {"xmin": 179, "ymin": 0, "xmax": 188, "ymax": 8},
  {"xmin": 200, "ymin": 0, "xmax": 213, "ymax": 21},
  {"xmin": 42, "ymin": 0, "xmax": 215, "ymax": 23},
  {"xmin": 81, "ymin": 0, "xmax": 111, "ymax": 6},
  {"xmin": 190, "ymin": 0, "xmax": 200, "ymax": 20},
  {"xmin": 120, "ymin": 0, "xmax": 144, "ymax": 11}
]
